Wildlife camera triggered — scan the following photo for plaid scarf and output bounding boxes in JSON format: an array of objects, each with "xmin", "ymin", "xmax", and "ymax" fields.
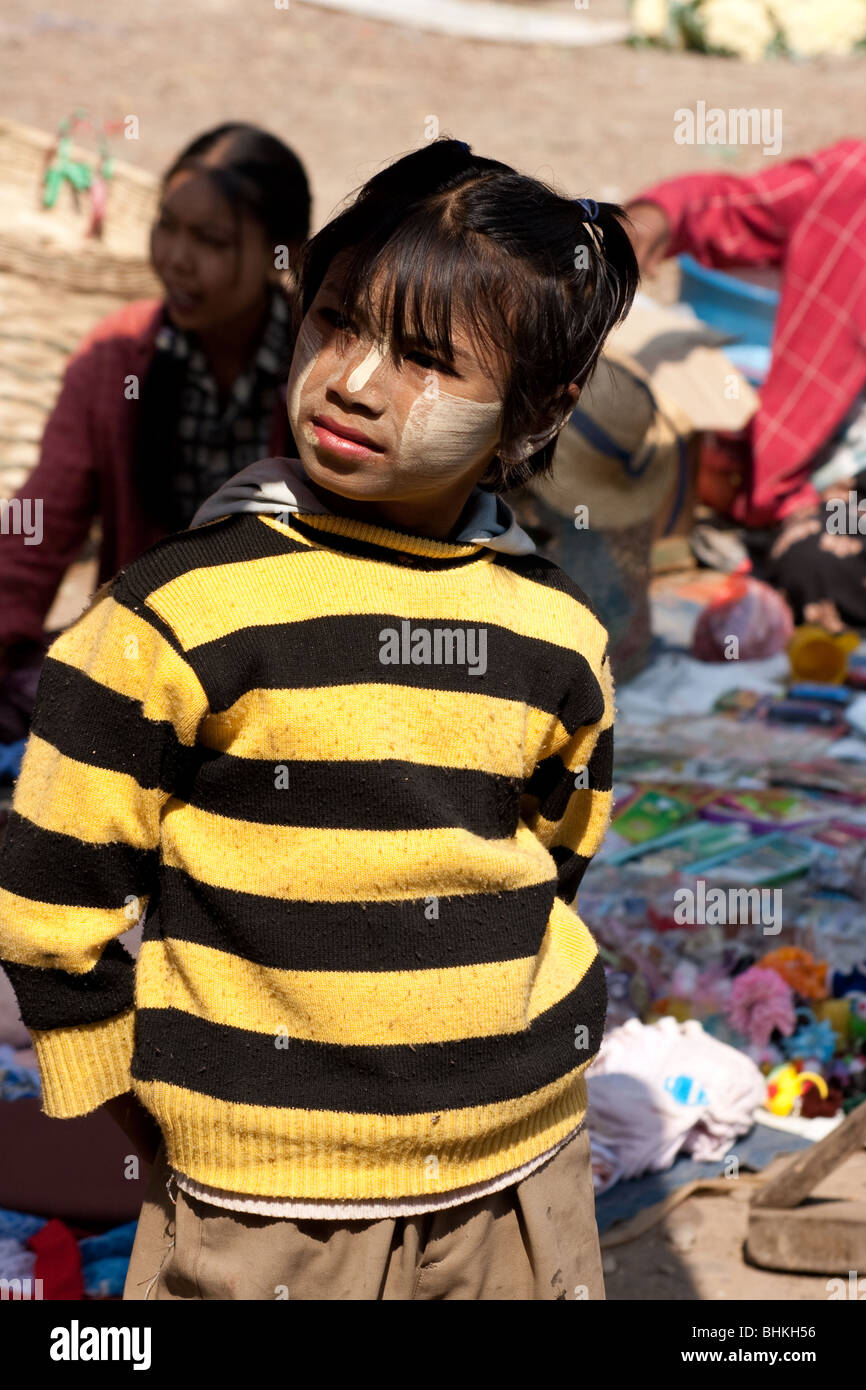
[{"xmin": 154, "ymin": 287, "xmax": 291, "ymax": 528}]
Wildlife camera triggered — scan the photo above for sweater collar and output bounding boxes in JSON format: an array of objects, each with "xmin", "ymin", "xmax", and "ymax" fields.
[{"xmin": 188, "ymin": 455, "xmax": 537, "ymax": 557}]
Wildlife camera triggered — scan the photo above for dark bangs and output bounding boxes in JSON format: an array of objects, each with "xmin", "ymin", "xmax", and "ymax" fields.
[
  {"xmin": 324, "ymin": 210, "xmax": 524, "ymax": 384},
  {"xmin": 297, "ymin": 140, "xmax": 639, "ymax": 490}
]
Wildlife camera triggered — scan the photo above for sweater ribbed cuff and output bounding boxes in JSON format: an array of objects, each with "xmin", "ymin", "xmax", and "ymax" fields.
[{"xmin": 29, "ymin": 1010, "xmax": 136, "ymax": 1118}]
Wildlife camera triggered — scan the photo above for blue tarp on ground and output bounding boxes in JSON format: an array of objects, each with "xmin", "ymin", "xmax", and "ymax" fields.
[{"xmin": 595, "ymin": 1121, "xmax": 812, "ymax": 1233}]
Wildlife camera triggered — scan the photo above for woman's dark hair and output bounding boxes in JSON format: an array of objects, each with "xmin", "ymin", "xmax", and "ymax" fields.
[
  {"xmin": 296, "ymin": 137, "xmax": 639, "ymax": 492},
  {"xmin": 134, "ymin": 123, "xmax": 311, "ymax": 532}
]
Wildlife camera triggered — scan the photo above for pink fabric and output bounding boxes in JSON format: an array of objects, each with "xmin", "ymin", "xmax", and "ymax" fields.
[
  {"xmin": 726, "ymin": 966, "xmax": 796, "ymax": 1048},
  {"xmin": 637, "ymin": 140, "xmax": 866, "ymax": 526},
  {"xmin": 0, "ymin": 298, "xmax": 289, "ymax": 653}
]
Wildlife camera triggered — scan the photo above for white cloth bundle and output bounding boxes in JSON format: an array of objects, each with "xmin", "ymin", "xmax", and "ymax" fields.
[{"xmin": 586, "ymin": 1016, "xmax": 766, "ymax": 1193}]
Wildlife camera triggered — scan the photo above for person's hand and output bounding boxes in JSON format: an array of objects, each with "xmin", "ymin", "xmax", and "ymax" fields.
[
  {"xmin": 820, "ymin": 477, "xmax": 855, "ymax": 505},
  {"xmin": 623, "ymin": 200, "xmax": 672, "ymax": 277},
  {"xmin": 103, "ymin": 1091, "xmax": 163, "ymax": 1166}
]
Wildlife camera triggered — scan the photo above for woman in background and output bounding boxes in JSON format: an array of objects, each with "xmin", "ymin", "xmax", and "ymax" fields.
[
  {"xmin": 626, "ymin": 141, "xmax": 866, "ymax": 634},
  {"xmin": 0, "ymin": 122, "xmax": 311, "ymax": 742}
]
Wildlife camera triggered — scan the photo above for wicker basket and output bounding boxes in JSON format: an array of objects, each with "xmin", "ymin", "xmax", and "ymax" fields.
[
  {"xmin": 0, "ymin": 119, "xmax": 161, "ymax": 496},
  {"xmin": 0, "ymin": 117, "xmax": 161, "ymax": 294}
]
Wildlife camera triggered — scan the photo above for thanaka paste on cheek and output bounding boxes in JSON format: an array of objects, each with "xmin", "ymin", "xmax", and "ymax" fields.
[
  {"xmin": 400, "ymin": 388, "xmax": 503, "ymax": 471},
  {"xmin": 286, "ymin": 316, "xmax": 324, "ymax": 442}
]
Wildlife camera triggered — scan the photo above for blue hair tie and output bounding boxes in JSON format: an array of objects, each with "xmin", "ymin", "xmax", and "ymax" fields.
[
  {"xmin": 456, "ymin": 140, "xmax": 471, "ymax": 154},
  {"xmin": 575, "ymin": 197, "xmax": 599, "ymax": 222}
]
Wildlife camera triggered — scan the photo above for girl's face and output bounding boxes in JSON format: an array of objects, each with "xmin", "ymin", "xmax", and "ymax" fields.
[
  {"xmin": 286, "ymin": 263, "xmax": 513, "ymax": 504},
  {"xmin": 150, "ymin": 168, "xmax": 277, "ymax": 333}
]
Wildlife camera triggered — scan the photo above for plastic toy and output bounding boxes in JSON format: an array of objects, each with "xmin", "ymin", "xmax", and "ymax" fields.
[
  {"xmin": 849, "ymin": 994, "xmax": 866, "ymax": 1042},
  {"xmin": 814, "ymin": 998, "xmax": 851, "ymax": 1051},
  {"xmin": 787, "ymin": 625, "xmax": 860, "ymax": 685},
  {"xmin": 800, "ymin": 1080, "xmax": 843, "ymax": 1119},
  {"xmin": 782, "ymin": 1017, "xmax": 837, "ymax": 1064},
  {"xmin": 765, "ymin": 1062, "xmax": 829, "ymax": 1117},
  {"xmin": 727, "ymin": 965, "xmax": 796, "ymax": 1047},
  {"xmin": 829, "ymin": 962, "xmax": 866, "ymax": 999},
  {"xmin": 759, "ymin": 946, "xmax": 828, "ymax": 1000}
]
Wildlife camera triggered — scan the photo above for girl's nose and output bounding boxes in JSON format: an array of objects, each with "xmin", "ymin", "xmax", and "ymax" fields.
[
  {"xmin": 341, "ymin": 342, "xmax": 389, "ymax": 395},
  {"xmin": 164, "ymin": 233, "xmax": 195, "ymax": 277}
]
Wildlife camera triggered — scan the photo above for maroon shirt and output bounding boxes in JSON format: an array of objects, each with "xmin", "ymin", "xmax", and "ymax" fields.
[{"xmin": 0, "ymin": 298, "xmax": 290, "ymax": 654}]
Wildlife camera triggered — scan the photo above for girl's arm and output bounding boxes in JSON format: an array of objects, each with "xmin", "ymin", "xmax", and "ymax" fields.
[
  {"xmin": 0, "ymin": 572, "xmax": 210, "ymax": 1118},
  {"xmin": 629, "ymin": 140, "xmax": 864, "ymax": 272},
  {"xmin": 0, "ymin": 341, "xmax": 103, "ymax": 657},
  {"xmin": 520, "ymin": 645, "xmax": 615, "ymax": 907}
]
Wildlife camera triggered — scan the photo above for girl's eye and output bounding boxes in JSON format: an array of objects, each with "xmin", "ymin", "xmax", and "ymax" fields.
[
  {"xmin": 406, "ymin": 349, "xmax": 455, "ymax": 375},
  {"xmin": 152, "ymin": 217, "xmax": 229, "ymax": 251}
]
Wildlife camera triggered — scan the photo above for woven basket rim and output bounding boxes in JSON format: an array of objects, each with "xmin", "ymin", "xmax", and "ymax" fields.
[
  {"xmin": 0, "ymin": 116, "xmax": 160, "ymax": 194},
  {"xmin": 0, "ymin": 117, "xmax": 159, "ymax": 287}
]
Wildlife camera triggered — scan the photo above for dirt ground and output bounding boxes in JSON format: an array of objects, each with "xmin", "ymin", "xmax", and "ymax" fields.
[
  {"xmin": 602, "ymin": 1150, "xmax": 866, "ymax": 1302},
  {"xmin": 2, "ymin": 0, "xmax": 865, "ymax": 1305},
  {"xmin": 1, "ymin": 0, "xmax": 864, "ymax": 231}
]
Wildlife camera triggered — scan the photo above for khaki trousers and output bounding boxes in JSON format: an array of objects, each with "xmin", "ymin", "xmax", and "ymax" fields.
[{"xmin": 123, "ymin": 1126, "xmax": 605, "ymax": 1301}]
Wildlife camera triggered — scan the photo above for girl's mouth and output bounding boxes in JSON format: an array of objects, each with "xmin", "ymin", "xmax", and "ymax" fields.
[
  {"xmin": 165, "ymin": 285, "xmax": 202, "ymax": 315},
  {"xmin": 311, "ymin": 415, "xmax": 384, "ymax": 460}
]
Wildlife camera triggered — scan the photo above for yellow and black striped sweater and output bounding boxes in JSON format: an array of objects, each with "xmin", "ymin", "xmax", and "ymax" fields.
[{"xmin": 0, "ymin": 505, "xmax": 614, "ymax": 1200}]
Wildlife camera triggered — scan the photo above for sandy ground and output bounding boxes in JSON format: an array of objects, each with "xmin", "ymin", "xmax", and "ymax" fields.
[
  {"xmin": 3, "ymin": 0, "xmax": 866, "ymax": 1304},
  {"xmin": 603, "ymin": 1151, "xmax": 866, "ymax": 1302},
  {"xmin": 1, "ymin": 0, "xmax": 865, "ymax": 233}
]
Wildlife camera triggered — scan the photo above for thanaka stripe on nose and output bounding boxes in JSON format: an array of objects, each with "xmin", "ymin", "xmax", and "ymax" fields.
[{"xmin": 346, "ymin": 344, "xmax": 387, "ymax": 392}]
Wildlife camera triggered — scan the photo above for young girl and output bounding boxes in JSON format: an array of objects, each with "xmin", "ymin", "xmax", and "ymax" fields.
[
  {"xmin": 0, "ymin": 138, "xmax": 637, "ymax": 1301},
  {"xmin": 0, "ymin": 122, "xmax": 310, "ymax": 743}
]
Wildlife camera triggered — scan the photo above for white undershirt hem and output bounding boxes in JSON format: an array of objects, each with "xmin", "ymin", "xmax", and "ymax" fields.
[{"xmin": 171, "ymin": 1125, "xmax": 582, "ymax": 1221}]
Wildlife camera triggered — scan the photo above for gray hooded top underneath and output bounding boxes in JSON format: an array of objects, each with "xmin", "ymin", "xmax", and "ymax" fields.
[{"xmin": 188, "ymin": 456, "xmax": 537, "ymax": 556}]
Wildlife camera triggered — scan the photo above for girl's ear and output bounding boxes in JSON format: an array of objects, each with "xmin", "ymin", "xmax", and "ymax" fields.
[{"xmin": 497, "ymin": 381, "xmax": 580, "ymax": 465}]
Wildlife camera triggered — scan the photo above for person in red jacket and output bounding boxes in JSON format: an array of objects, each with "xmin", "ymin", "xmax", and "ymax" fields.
[
  {"xmin": 626, "ymin": 141, "xmax": 866, "ymax": 634},
  {"xmin": 0, "ymin": 123, "xmax": 310, "ymax": 741}
]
